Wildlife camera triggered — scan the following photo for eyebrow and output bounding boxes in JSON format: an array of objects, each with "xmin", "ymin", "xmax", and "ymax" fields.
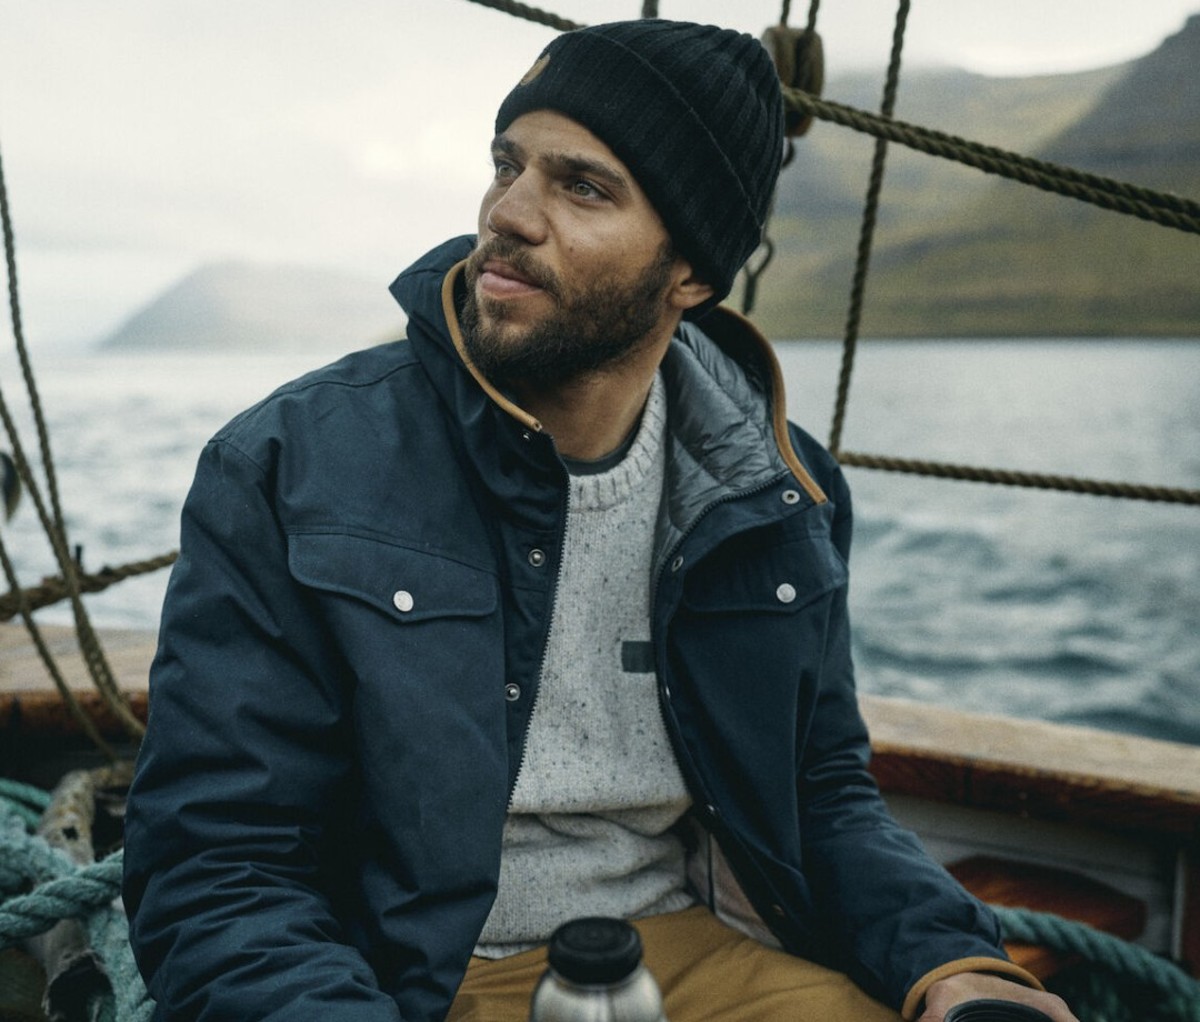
[{"xmin": 491, "ymin": 134, "xmax": 632, "ymax": 197}]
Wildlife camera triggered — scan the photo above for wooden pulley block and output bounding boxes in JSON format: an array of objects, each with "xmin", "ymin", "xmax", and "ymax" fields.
[{"xmin": 762, "ymin": 24, "xmax": 825, "ymax": 137}]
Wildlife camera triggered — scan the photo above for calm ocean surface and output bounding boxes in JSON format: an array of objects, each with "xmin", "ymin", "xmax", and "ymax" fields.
[{"xmin": 5, "ymin": 339, "xmax": 1199, "ymax": 745}]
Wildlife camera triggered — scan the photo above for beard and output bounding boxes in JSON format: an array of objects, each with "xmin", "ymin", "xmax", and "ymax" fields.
[{"xmin": 459, "ymin": 237, "xmax": 676, "ymax": 391}]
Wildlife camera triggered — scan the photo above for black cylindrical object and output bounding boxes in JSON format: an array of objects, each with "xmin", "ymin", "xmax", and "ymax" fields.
[
  {"xmin": 943, "ymin": 999, "xmax": 1055, "ymax": 1022},
  {"xmin": 529, "ymin": 917, "xmax": 667, "ymax": 1021}
]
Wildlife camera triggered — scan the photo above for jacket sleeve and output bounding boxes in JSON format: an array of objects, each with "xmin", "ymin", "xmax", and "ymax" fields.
[
  {"xmin": 123, "ymin": 437, "xmax": 404, "ymax": 1022},
  {"xmin": 792, "ymin": 448, "xmax": 1032, "ymax": 1009}
]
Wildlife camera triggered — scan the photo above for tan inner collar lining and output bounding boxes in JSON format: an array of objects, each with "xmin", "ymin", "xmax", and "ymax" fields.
[{"xmin": 441, "ymin": 259, "xmax": 544, "ymax": 433}]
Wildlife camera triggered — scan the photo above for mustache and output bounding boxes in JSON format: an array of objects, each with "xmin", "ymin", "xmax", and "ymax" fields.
[{"xmin": 466, "ymin": 238, "xmax": 560, "ymax": 297}]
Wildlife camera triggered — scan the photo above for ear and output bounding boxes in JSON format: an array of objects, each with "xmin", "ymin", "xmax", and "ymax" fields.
[{"xmin": 666, "ymin": 257, "xmax": 715, "ymax": 313}]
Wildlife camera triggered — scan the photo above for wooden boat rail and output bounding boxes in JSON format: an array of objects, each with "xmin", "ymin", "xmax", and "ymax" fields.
[{"xmin": 861, "ymin": 693, "xmax": 1200, "ymax": 978}]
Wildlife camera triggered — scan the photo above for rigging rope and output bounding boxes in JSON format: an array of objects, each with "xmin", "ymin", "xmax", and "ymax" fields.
[
  {"xmin": 827, "ymin": 0, "xmax": 910, "ymax": 456},
  {"xmin": 0, "ymin": 141, "xmax": 141, "ymax": 746},
  {"xmin": 460, "ymin": 0, "xmax": 580, "ymax": 32},
  {"xmin": 835, "ymin": 451, "xmax": 1200, "ymax": 505},
  {"xmin": 783, "ymin": 91, "xmax": 1200, "ymax": 235},
  {"xmin": 0, "ymin": 552, "xmax": 179, "ymax": 623}
]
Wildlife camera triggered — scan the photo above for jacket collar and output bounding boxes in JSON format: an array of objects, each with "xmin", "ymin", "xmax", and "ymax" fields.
[{"xmin": 388, "ymin": 237, "xmax": 826, "ymax": 534}]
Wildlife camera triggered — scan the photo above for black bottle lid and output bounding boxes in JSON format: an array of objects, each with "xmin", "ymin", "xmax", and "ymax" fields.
[
  {"xmin": 547, "ymin": 917, "xmax": 643, "ymax": 985},
  {"xmin": 943, "ymin": 999, "xmax": 1055, "ymax": 1022}
]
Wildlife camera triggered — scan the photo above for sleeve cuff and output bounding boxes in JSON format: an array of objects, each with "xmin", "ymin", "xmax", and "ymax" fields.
[{"xmin": 900, "ymin": 957, "xmax": 1045, "ymax": 1021}]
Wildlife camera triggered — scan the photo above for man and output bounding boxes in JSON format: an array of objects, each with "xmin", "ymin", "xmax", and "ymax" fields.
[{"xmin": 123, "ymin": 19, "xmax": 1077, "ymax": 1022}]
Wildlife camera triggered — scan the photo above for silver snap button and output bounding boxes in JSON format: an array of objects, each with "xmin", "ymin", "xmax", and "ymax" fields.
[
  {"xmin": 670, "ymin": 555, "xmax": 684, "ymax": 572},
  {"xmin": 528, "ymin": 548, "xmax": 546, "ymax": 567},
  {"xmin": 772, "ymin": 904, "xmax": 786, "ymax": 917},
  {"xmin": 504, "ymin": 683, "xmax": 521, "ymax": 702},
  {"xmin": 392, "ymin": 590, "xmax": 414, "ymax": 613},
  {"xmin": 521, "ymin": 431, "xmax": 532, "ymax": 442},
  {"xmin": 776, "ymin": 583, "xmax": 797, "ymax": 604},
  {"xmin": 782, "ymin": 489, "xmax": 801, "ymax": 505}
]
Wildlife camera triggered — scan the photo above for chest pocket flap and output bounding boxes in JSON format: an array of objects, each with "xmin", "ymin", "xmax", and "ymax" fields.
[
  {"xmin": 288, "ymin": 531, "xmax": 496, "ymax": 622},
  {"xmin": 682, "ymin": 536, "xmax": 847, "ymax": 616}
]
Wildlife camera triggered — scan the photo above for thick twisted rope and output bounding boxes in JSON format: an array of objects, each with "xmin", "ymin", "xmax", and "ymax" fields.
[
  {"xmin": 836, "ymin": 451, "xmax": 1200, "ymax": 505},
  {"xmin": 996, "ymin": 906, "xmax": 1200, "ymax": 1017},
  {"xmin": 0, "ymin": 551, "xmax": 179, "ymax": 622},
  {"xmin": 0, "ymin": 793, "xmax": 155, "ymax": 1022},
  {"xmin": 0, "ymin": 853, "xmax": 122, "ymax": 946},
  {"xmin": 0, "ymin": 815, "xmax": 81, "ymax": 894},
  {"xmin": 0, "ymin": 779, "xmax": 52, "ymax": 830},
  {"xmin": 784, "ymin": 90, "xmax": 1200, "ymax": 235}
]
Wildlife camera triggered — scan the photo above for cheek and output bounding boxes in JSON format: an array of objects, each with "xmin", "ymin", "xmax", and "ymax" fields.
[{"xmin": 477, "ymin": 186, "xmax": 500, "ymax": 235}]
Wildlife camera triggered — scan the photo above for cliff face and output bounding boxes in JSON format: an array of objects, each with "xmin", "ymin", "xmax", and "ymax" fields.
[
  {"xmin": 1041, "ymin": 14, "xmax": 1200, "ymax": 193},
  {"xmin": 754, "ymin": 16, "xmax": 1200, "ymax": 339}
]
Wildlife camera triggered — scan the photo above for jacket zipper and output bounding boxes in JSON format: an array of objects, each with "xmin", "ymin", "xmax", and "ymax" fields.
[{"xmin": 506, "ymin": 480, "xmax": 571, "ymax": 809}]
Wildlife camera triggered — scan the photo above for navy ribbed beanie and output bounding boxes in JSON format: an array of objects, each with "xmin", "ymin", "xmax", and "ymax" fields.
[{"xmin": 495, "ymin": 20, "xmax": 784, "ymax": 316}]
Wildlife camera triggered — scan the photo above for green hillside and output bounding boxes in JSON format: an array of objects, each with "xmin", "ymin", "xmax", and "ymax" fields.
[{"xmin": 752, "ymin": 15, "xmax": 1200, "ymax": 339}]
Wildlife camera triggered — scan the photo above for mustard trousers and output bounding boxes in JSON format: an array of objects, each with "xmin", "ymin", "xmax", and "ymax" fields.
[{"xmin": 448, "ymin": 906, "xmax": 900, "ymax": 1021}]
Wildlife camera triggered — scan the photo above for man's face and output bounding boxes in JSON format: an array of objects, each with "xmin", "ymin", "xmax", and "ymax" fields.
[{"xmin": 461, "ymin": 110, "xmax": 684, "ymax": 390}]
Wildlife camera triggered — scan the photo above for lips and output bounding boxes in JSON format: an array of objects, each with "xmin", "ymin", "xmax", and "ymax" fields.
[
  {"xmin": 475, "ymin": 255, "xmax": 552, "ymax": 299},
  {"xmin": 482, "ymin": 259, "xmax": 538, "ymax": 287}
]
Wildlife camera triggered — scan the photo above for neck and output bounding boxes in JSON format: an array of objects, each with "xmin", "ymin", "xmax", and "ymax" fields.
[{"xmin": 515, "ymin": 342, "xmax": 667, "ymax": 461}]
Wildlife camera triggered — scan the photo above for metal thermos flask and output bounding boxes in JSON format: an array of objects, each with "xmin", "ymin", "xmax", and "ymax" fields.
[
  {"xmin": 943, "ymin": 1000, "xmax": 1054, "ymax": 1022},
  {"xmin": 529, "ymin": 917, "xmax": 667, "ymax": 1022}
]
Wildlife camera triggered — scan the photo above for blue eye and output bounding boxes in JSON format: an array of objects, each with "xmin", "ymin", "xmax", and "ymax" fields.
[{"xmin": 570, "ymin": 179, "xmax": 601, "ymax": 199}]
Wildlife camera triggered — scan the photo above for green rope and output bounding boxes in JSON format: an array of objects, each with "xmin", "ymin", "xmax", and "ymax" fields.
[
  {"xmin": 0, "ymin": 816, "xmax": 81, "ymax": 893},
  {"xmin": 0, "ymin": 780, "xmax": 52, "ymax": 829},
  {"xmin": 0, "ymin": 795, "xmax": 155, "ymax": 1022},
  {"xmin": 0, "ymin": 854, "xmax": 122, "ymax": 946},
  {"xmin": 0, "ymin": 780, "xmax": 52, "ymax": 814},
  {"xmin": 995, "ymin": 906, "xmax": 1200, "ymax": 1020}
]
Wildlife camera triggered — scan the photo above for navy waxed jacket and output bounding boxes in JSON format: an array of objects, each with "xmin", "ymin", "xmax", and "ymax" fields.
[{"xmin": 123, "ymin": 236, "xmax": 1011, "ymax": 1021}]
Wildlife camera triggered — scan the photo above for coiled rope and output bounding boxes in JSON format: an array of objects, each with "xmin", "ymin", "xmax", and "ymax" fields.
[
  {"xmin": 0, "ymin": 783, "xmax": 154, "ymax": 1022},
  {"xmin": 995, "ymin": 906, "xmax": 1200, "ymax": 1021}
]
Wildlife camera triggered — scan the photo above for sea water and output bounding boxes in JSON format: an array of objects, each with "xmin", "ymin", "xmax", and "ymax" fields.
[{"xmin": 3, "ymin": 339, "xmax": 1198, "ymax": 745}]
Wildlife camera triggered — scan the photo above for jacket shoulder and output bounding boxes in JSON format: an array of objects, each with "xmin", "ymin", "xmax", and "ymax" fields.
[{"xmin": 214, "ymin": 340, "xmax": 425, "ymax": 461}]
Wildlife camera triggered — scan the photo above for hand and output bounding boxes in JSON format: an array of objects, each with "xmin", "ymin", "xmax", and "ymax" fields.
[{"xmin": 917, "ymin": 972, "xmax": 1078, "ymax": 1021}]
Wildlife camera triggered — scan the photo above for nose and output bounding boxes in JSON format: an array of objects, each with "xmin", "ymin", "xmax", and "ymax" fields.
[{"xmin": 482, "ymin": 173, "xmax": 547, "ymax": 245}]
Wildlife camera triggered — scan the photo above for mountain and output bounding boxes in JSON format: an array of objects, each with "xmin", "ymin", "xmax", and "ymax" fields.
[
  {"xmin": 99, "ymin": 262, "xmax": 405, "ymax": 353},
  {"xmin": 753, "ymin": 15, "xmax": 1200, "ymax": 338}
]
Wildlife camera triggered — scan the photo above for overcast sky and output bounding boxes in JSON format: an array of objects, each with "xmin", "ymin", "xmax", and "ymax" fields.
[{"xmin": 1, "ymin": 1, "xmax": 1197, "ymax": 349}]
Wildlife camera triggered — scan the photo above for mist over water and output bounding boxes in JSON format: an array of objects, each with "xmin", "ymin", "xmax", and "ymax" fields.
[{"xmin": 6, "ymin": 339, "xmax": 1198, "ymax": 745}]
